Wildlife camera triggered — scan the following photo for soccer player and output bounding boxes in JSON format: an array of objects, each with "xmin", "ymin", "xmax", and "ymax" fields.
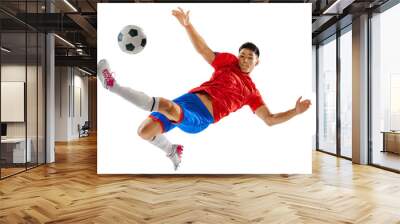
[{"xmin": 97, "ymin": 7, "xmax": 311, "ymax": 170}]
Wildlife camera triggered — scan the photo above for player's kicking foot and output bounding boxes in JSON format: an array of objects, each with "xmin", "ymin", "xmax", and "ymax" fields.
[
  {"xmin": 97, "ymin": 59, "xmax": 115, "ymax": 89},
  {"xmin": 167, "ymin": 144, "xmax": 183, "ymax": 171}
]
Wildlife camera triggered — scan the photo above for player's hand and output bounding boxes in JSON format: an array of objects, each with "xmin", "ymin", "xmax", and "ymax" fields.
[
  {"xmin": 172, "ymin": 7, "xmax": 190, "ymax": 27},
  {"xmin": 295, "ymin": 96, "xmax": 311, "ymax": 115}
]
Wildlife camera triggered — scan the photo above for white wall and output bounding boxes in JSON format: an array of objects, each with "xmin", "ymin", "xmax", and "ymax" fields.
[
  {"xmin": 1, "ymin": 64, "xmax": 45, "ymax": 163},
  {"xmin": 1, "ymin": 65, "xmax": 26, "ymax": 141},
  {"xmin": 1, "ymin": 65, "xmax": 35, "ymax": 138},
  {"xmin": 312, "ymin": 45, "xmax": 316, "ymax": 150},
  {"xmin": 55, "ymin": 66, "xmax": 69, "ymax": 141},
  {"xmin": 98, "ymin": 3, "xmax": 313, "ymax": 174},
  {"xmin": 73, "ymin": 72, "xmax": 89, "ymax": 137},
  {"xmin": 55, "ymin": 67, "xmax": 89, "ymax": 141}
]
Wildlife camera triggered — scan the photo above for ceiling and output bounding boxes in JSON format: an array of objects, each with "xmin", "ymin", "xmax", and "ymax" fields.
[{"xmin": 0, "ymin": 0, "xmax": 393, "ymax": 74}]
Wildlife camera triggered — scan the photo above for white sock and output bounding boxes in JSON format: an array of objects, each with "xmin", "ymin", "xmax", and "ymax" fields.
[
  {"xmin": 149, "ymin": 135, "xmax": 173, "ymax": 155},
  {"xmin": 110, "ymin": 82, "xmax": 159, "ymax": 111}
]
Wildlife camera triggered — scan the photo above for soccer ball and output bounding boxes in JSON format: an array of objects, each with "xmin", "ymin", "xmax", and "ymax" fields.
[{"xmin": 117, "ymin": 25, "xmax": 147, "ymax": 54}]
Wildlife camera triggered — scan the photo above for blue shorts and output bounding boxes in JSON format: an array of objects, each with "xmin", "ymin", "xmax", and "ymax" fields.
[{"xmin": 149, "ymin": 93, "xmax": 214, "ymax": 134}]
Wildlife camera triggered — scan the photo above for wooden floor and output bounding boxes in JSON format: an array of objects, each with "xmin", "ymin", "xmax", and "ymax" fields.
[
  {"xmin": 0, "ymin": 167, "xmax": 26, "ymax": 178},
  {"xmin": 1, "ymin": 134, "xmax": 400, "ymax": 224},
  {"xmin": 373, "ymin": 151, "xmax": 400, "ymax": 171},
  {"xmin": 1, "ymin": 162, "xmax": 45, "ymax": 178}
]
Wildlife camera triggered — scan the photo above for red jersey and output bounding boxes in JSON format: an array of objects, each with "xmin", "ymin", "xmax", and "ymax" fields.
[{"xmin": 189, "ymin": 52, "xmax": 265, "ymax": 123}]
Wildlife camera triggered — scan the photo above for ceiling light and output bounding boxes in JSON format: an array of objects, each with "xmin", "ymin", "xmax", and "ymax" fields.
[
  {"xmin": 54, "ymin": 34, "xmax": 75, "ymax": 48},
  {"xmin": 1, "ymin": 47, "xmax": 11, "ymax": 53},
  {"xmin": 323, "ymin": 0, "xmax": 355, "ymax": 15},
  {"xmin": 63, "ymin": 0, "xmax": 78, "ymax": 12},
  {"xmin": 78, "ymin": 67, "xmax": 93, "ymax": 76}
]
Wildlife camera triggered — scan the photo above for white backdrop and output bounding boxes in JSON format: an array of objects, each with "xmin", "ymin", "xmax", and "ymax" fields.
[{"xmin": 97, "ymin": 3, "xmax": 314, "ymax": 174}]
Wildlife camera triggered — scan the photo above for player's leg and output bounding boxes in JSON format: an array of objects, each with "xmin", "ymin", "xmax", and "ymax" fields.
[
  {"xmin": 157, "ymin": 98, "xmax": 182, "ymax": 122},
  {"xmin": 97, "ymin": 59, "xmax": 160, "ymax": 111},
  {"xmin": 136, "ymin": 117, "xmax": 163, "ymax": 140},
  {"xmin": 137, "ymin": 117, "xmax": 183, "ymax": 170},
  {"xmin": 97, "ymin": 59, "xmax": 182, "ymax": 122}
]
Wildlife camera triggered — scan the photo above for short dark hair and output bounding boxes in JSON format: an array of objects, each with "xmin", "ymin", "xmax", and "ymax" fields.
[{"xmin": 239, "ymin": 42, "xmax": 260, "ymax": 57}]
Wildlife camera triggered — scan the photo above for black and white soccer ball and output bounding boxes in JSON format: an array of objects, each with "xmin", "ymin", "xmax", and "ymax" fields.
[{"xmin": 117, "ymin": 25, "xmax": 147, "ymax": 54}]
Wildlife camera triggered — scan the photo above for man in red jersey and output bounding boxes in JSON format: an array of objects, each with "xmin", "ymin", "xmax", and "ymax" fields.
[{"xmin": 97, "ymin": 7, "xmax": 311, "ymax": 170}]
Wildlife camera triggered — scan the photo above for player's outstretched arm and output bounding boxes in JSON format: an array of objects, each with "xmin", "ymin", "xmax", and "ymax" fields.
[
  {"xmin": 255, "ymin": 97, "xmax": 311, "ymax": 126},
  {"xmin": 172, "ymin": 7, "xmax": 215, "ymax": 64}
]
